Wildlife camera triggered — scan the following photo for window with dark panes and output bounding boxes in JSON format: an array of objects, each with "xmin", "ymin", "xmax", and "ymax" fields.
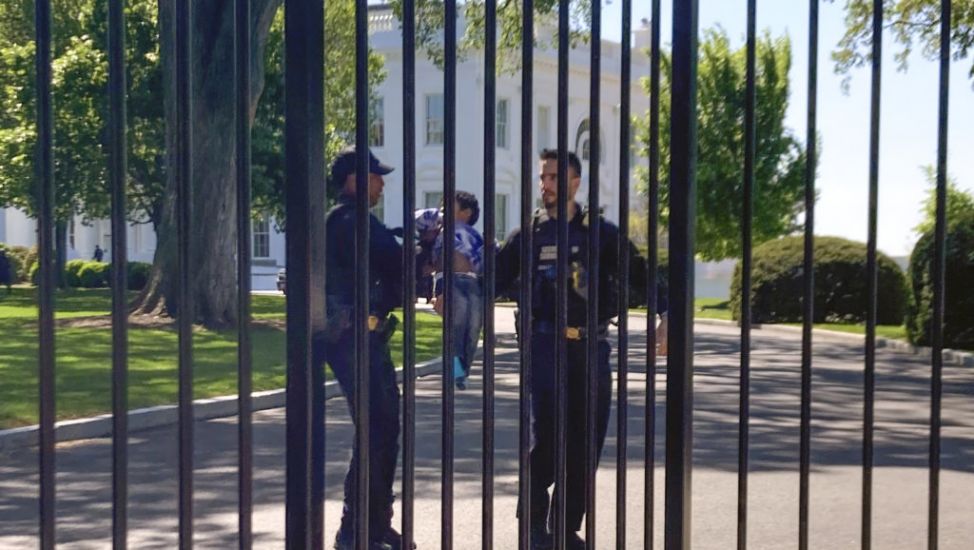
[
  {"xmin": 426, "ymin": 94, "xmax": 444, "ymax": 145},
  {"xmin": 253, "ymin": 214, "xmax": 270, "ymax": 258},
  {"xmin": 369, "ymin": 97, "xmax": 384, "ymax": 147},
  {"xmin": 496, "ymin": 98, "xmax": 509, "ymax": 149}
]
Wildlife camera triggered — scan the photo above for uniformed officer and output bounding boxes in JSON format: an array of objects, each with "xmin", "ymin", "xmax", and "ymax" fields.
[
  {"xmin": 317, "ymin": 146, "xmax": 409, "ymax": 550},
  {"xmin": 495, "ymin": 149, "xmax": 669, "ymax": 549}
]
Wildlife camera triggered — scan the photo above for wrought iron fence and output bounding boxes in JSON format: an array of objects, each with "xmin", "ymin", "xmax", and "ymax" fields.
[{"xmin": 27, "ymin": 0, "xmax": 955, "ymax": 548}]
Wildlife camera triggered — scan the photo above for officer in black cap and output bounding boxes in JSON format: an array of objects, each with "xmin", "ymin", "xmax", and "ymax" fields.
[
  {"xmin": 495, "ymin": 149, "xmax": 669, "ymax": 549},
  {"xmin": 318, "ymin": 146, "xmax": 410, "ymax": 550}
]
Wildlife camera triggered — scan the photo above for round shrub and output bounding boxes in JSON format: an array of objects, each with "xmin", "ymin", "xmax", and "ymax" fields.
[
  {"xmin": 28, "ymin": 260, "xmax": 40, "ymax": 286},
  {"xmin": 16, "ymin": 246, "xmax": 38, "ymax": 282},
  {"xmin": 730, "ymin": 236, "xmax": 908, "ymax": 325},
  {"xmin": 64, "ymin": 259, "xmax": 87, "ymax": 287},
  {"xmin": 126, "ymin": 261, "xmax": 152, "ymax": 290},
  {"xmin": 0, "ymin": 244, "xmax": 23, "ymax": 284},
  {"xmin": 905, "ymin": 211, "xmax": 974, "ymax": 349},
  {"xmin": 77, "ymin": 262, "xmax": 110, "ymax": 288}
]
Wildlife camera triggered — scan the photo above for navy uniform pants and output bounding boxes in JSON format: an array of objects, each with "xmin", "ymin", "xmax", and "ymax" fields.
[
  {"xmin": 314, "ymin": 327, "xmax": 401, "ymax": 542},
  {"xmin": 526, "ymin": 331, "xmax": 612, "ymax": 534}
]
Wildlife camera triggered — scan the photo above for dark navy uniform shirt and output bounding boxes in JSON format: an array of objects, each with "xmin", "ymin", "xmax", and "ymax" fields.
[
  {"xmin": 325, "ymin": 195, "xmax": 403, "ymax": 317},
  {"xmin": 495, "ymin": 204, "xmax": 668, "ymax": 327}
]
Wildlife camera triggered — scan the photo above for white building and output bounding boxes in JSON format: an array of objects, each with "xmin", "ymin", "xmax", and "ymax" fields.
[{"xmin": 0, "ymin": 7, "xmax": 650, "ymax": 290}]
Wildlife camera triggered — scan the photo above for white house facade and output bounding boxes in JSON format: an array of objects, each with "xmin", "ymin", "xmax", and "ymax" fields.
[{"xmin": 0, "ymin": 7, "xmax": 650, "ymax": 290}]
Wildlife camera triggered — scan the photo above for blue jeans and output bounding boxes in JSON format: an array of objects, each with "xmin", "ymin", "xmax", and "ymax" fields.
[{"xmin": 449, "ymin": 275, "xmax": 483, "ymax": 381}]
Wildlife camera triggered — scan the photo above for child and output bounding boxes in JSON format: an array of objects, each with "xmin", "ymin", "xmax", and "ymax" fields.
[
  {"xmin": 432, "ymin": 192, "xmax": 484, "ymax": 390},
  {"xmin": 414, "ymin": 207, "xmax": 442, "ymax": 303}
]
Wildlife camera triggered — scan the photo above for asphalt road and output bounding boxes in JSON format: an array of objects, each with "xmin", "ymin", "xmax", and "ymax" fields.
[{"xmin": 1, "ymin": 309, "xmax": 972, "ymax": 549}]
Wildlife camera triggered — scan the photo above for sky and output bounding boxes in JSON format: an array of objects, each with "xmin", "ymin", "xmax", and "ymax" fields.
[{"xmin": 601, "ymin": 0, "xmax": 974, "ymax": 257}]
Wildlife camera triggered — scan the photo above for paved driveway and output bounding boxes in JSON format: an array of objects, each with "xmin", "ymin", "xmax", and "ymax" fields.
[{"xmin": 1, "ymin": 310, "xmax": 972, "ymax": 548}]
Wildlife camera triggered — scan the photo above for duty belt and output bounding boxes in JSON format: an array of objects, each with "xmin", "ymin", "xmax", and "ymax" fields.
[{"xmin": 532, "ymin": 320, "xmax": 608, "ymax": 340}]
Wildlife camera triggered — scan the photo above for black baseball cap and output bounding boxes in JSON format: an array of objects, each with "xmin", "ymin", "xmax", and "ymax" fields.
[{"xmin": 329, "ymin": 146, "xmax": 394, "ymax": 188}]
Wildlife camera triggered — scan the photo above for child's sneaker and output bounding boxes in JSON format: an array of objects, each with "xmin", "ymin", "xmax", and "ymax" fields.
[{"xmin": 453, "ymin": 356, "xmax": 467, "ymax": 390}]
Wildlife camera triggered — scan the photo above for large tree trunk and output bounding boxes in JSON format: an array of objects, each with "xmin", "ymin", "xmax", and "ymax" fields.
[{"xmin": 134, "ymin": 0, "xmax": 281, "ymax": 328}]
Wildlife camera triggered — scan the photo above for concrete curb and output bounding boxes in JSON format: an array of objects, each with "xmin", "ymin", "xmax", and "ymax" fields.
[{"xmin": 0, "ymin": 357, "xmax": 445, "ymax": 452}]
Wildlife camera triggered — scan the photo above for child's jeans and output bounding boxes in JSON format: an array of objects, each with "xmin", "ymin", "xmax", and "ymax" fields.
[{"xmin": 449, "ymin": 274, "xmax": 483, "ymax": 386}]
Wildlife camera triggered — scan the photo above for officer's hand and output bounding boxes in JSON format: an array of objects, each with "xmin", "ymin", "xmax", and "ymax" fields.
[
  {"xmin": 656, "ymin": 314, "xmax": 668, "ymax": 357},
  {"xmin": 433, "ymin": 295, "xmax": 445, "ymax": 316}
]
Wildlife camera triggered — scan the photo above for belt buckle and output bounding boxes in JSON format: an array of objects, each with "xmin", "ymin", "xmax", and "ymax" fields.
[
  {"xmin": 565, "ymin": 327, "xmax": 581, "ymax": 340},
  {"xmin": 368, "ymin": 315, "xmax": 379, "ymax": 331}
]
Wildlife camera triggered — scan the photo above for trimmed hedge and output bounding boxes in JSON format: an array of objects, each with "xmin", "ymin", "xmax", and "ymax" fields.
[
  {"xmin": 78, "ymin": 262, "xmax": 110, "ymax": 288},
  {"xmin": 0, "ymin": 244, "xmax": 35, "ymax": 282},
  {"xmin": 730, "ymin": 236, "xmax": 908, "ymax": 324},
  {"xmin": 124, "ymin": 261, "xmax": 151, "ymax": 290},
  {"xmin": 906, "ymin": 211, "xmax": 974, "ymax": 349},
  {"xmin": 64, "ymin": 259, "xmax": 87, "ymax": 287}
]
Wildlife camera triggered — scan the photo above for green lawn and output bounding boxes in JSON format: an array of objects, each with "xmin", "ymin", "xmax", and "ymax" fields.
[
  {"xmin": 0, "ymin": 288, "xmax": 442, "ymax": 428},
  {"xmin": 684, "ymin": 298, "xmax": 908, "ymax": 341}
]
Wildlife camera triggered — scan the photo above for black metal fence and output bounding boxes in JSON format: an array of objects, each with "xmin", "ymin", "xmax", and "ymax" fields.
[{"xmin": 27, "ymin": 0, "xmax": 956, "ymax": 548}]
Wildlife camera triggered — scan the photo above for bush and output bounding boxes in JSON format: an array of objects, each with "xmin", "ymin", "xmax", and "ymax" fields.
[
  {"xmin": 0, "ymin": 244, "xmax": 22, "ymax": 284},
  {"xmin": 64, "ymin": 259, "xmax": 87, "ymax": 287},
  {"xmin": 126, "ymin": 262, "xmax": 152, "ymax": 290},
  {"xmin": 0, "ymin": 244, "xmax": 35, "ymax": 282},
  {"xmin": 730, "ymin": 236, "xmax": 908, "ymax": 325},
  {"xmin": 28, "ymin": 260, "xmax": 40, "ymax": 286},
  {"xmin": 77, "ymin": 262, "xmax": 110, "ymax": 288},
  {"xmin": 905, "ymin": 211, "xmax": 974, "ymax": 349}
]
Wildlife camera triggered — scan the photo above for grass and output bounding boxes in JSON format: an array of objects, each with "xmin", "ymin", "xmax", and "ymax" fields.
[
  {"xmin": 0, "ymin": 287, "xmax": 442, "ymax": 428},
  {"xmin": 676, "ymin": 298, "xmax": 909, "ymax": 341}
]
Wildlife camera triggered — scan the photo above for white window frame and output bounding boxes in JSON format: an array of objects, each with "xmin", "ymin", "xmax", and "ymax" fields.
[
  {"xmin": 369, "ymin": 97, "xmax": 384, "ymax": 147},
  {"xmin": 537, "ymin": 105, "xmax": 551, "ymax": 153},
  {"xmin": 496, "ymin": 98, "xmax": 509, "ymax": 149},
  {"xmin": 253, "ymin": 214, "xmax": 271, "ymax": 259},
  {"xmin": 424, "ymin": 191, "xmax": 443, "ymax": 210},
  {"xmin": 425, "ymin": 94, "xmax": 444, "ymax": 145},
  {"xmin": 495, "ymin": 193, "xmax": 509, "ymax": 242}
]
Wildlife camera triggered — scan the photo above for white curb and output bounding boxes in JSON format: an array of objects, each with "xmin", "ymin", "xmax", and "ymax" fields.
[{"xmin": 0, "ymin": 357, "xmax": 445, "ymax": 452}]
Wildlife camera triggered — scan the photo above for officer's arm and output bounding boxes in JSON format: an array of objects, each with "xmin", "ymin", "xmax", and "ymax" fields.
[
  {"xmin": 370, "ymin": 215, "xmax": 404, "ymax": 278},
  {"xmin": 494, "ymin": 227, "xmax": 522, "ymax": 297}
]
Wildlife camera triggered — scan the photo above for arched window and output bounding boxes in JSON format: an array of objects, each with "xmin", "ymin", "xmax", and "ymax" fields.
[{"xmin": 574, "ymin": 118, "xmax": 603, "ymax": 164}]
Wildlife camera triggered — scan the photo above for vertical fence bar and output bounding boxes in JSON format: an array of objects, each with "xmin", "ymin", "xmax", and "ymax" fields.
[
  {"xmin": 442, "ymin": 0, "xmax": 458, "ymax": 546},
  {"xmin": 482, "ymin": 0, "xmax": 497, "ymax": 547},
  {"xmin": 309, "ymin": 0, "xmax": 327, "ymax": 545},
  {"xmin": 644, "ymin": 1, "xmax": 661, "ymax": 547},
  {"xmin": 928, "ymin": 1, "xmax": 950, "ymax": 547},
  {"xmin": 862, "ymin": 1, "xmax": 882, "ymax": 548},
  {"xmin": 664, "ymin": 1, "xmax": 698, "ymax": 548},
  {"xmin": 616, "ymin": 0, "xmax": 632, "ymax": 545},
  {"xmin": 555, "ymin": 0, "xmax": 570, "ymax": 545},
  {"xmin": 284, "ymin": 0, "xmax": 320, "ymax": 541},
  {"xmin": 737, "ymin": 1, "xmax": 756, "ymax": 548},
  {"xmin": 798, "ymin": 2, "xmax": 818, "ymax": 548},
  {"xmin": 354, "ymin": 0, "xmax": 371, "ymax": 546},
  {"xmin": 34, "ymin": 0, "xmax": 56, "ymax": 546},
  {"xmin": 518, "ymin": 2, "xmax": 535, "ymax": 547},
  {"xmin": 234, "ymin": 0, "xmax": 254, "ymax": 546},
  {"xmin": 175, "ymin": 0, "xmax": 195, "ymax": 545},
  {"xmin": 585, "ymin": 0, "xmax": 602, "ymax": 545},
  {"xmin": 401, "ymin": 0, "xmax": 418, "ymax": 546},
  {"xmin": 108, "ymin": 0, "xmax": 129, "ymax": 546}
]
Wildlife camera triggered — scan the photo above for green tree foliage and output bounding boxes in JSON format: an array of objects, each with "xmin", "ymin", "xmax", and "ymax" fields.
[
  {"xmin": 912, "ymin": 166, "xmax": 974, "ymax": 236},
  {"xmin": 252, "ymin": 3, "xmax": 386, "ymax": 225},
  {"xmin": 390, "ymin": 0, "xmax": 590, "ymax": 71},
  {"xmin": 0, "ymin": 0, "xmax": 164, "ymax": 228},
  {"xmin": 833, "ymin": 0, "xmax": 974, "ymax": 85},
  {"xmin": 635, "ymin": 29, "xmax": 808, "ymax": 261},
  {"xmin": 906, "ymin": 200, "xmax": 974, "ymax": 349}
]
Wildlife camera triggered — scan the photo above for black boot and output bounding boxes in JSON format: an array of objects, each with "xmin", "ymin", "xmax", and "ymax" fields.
[{"xmin": 530, "ymin": 524, "xmax": 553, "ymax": 550}]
